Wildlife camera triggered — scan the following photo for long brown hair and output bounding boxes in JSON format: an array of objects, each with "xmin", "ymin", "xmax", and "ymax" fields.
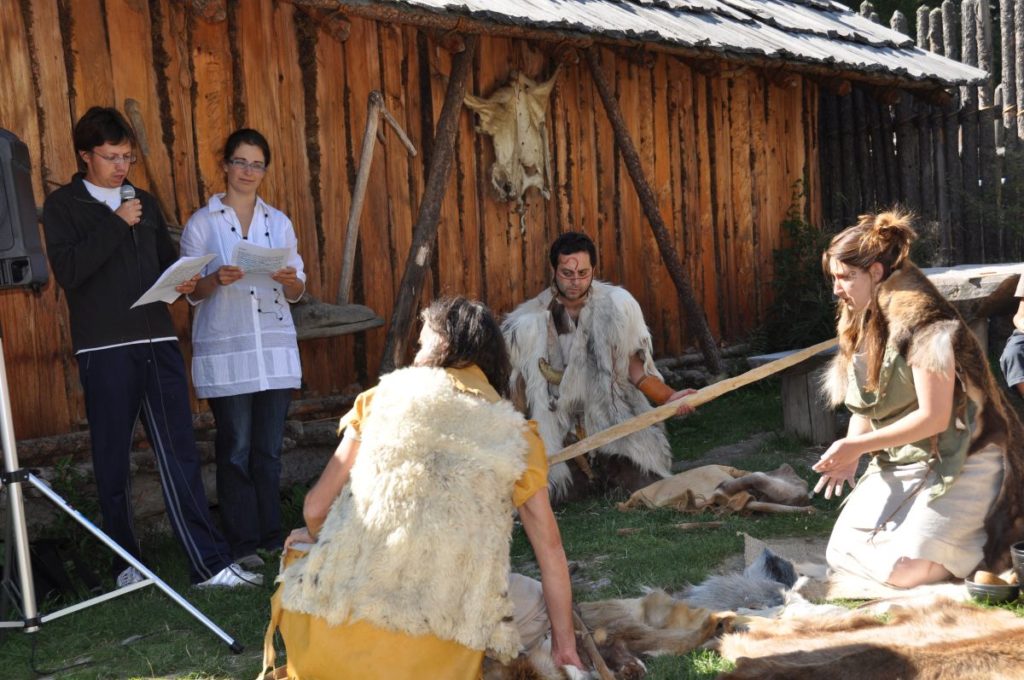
[
  {"xmin": 419, "ymin": 296, "xmax": 512, "ymax": 397},
  {"xmin": 822, "ymin": 210, "xmax": 917, "ymax": 390}
]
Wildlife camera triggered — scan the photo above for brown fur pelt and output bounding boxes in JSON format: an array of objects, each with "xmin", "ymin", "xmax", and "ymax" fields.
[
  {"xmin": 823, "ymin": 262, "xmax": 1024, "ymax": 570},
  {"xmin": 717, "ymin": 597, "xmax": 1024, "ymax": 679},
  {"xmin": 715, "ymin": 463, "xmax": 809, "ymax": 507},
  {"xmin": 578, "ymin": 590, "xmax": 734, "ymax": 656}
]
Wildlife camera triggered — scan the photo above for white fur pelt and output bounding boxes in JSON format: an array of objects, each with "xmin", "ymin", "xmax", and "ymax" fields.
[
  {"xmin": 503, "ymin": 281, "xmax": 671, "ymax": 497},
  {"xmin": 279, "ymin": 366, "xmax": 528, "ymax": 661}
]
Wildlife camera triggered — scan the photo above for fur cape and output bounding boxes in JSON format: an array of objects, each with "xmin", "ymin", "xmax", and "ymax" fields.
[
  {"xmin": 278, "ymin": 366, "xmax": 529, "ymax": 660},
  {"xmin": 502, "ymin": 281, "xmax": 671, "ymax": 497},
  {"xmin": 822, "ymin": 262, "xmax": 1024, "ymax": 570}
]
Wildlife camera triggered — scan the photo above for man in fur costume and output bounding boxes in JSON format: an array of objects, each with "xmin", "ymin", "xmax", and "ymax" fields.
[
  {"xmin": 815, "ymin": 211, "xmax": 1024, "ymax": 588},
  {"xmin": 503, "ymin": 232, "xmax": 693, "ymax": 500},
  {"xmin": 262, "ymin": 298, "xmax": 583, "ymax": 680}
]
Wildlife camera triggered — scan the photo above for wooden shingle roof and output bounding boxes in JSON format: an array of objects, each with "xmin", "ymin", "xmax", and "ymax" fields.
[{"xmin": 340, "ymin": 0, "xmax": 987, "ymax": 87}]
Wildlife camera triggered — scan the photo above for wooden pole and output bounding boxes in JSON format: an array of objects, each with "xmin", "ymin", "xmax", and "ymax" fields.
[
  {"xmin": 977, "ymin": 0, "xmax": 1001, "ymax": 260},
  {"xmin": 1016, "ymin": 0, "xmax": 1024, "ymax": 138},
  {"xmin": 379, "ymin": 34, "xmax": 477, "ymax": 374},
  {"xmin": 917, "ymin": 5, "xmax": 931, "ymax": 47},
  {"xmin": 550, "ymin": 338, "xmax": 838, "ymax": 465},
  {"xmin": 584, "ymin": 47, "xmax": 724, "ymax": 377},
  {"xmin": 962, "ymin": 0, "xmax": 982, "ymax": 260},
  {"xmin": 337, "ymin": 91, "xmax": 417, "ymax": 305},
  {"xmin": 942, "ymin": 0, "xmax": 963, "ymax": 256},
  {"xmin": 854, "ymin": 88, "xmax": 875, "ymax": 210},
  {"xmin": 1002, "ymin": 0, "xmax": 1018, "ymax": 131}
]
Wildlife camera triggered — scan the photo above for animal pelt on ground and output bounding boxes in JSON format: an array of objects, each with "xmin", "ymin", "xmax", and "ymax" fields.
[
  {"xmin": 715, "ymin": 464, "xmax": 809, "ymax": 508},
  {"xmin": 578, "ymin": 589, "xmax": 734, "ymax": 656},
  {"xmin": 717, "ymin": 597, "xmax": 1024, "ymax": 679},
  {"xmin": 482, "ymin": 635, "xmax": 647, "ymax": 680},
  {"xmin": 680, "ymin": 549, "xmax": 798, "ymax": 612}
]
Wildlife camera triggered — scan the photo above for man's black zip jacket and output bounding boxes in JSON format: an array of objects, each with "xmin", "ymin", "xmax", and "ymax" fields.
[{"xmin": 42, "ymin": 173, "xmax": 179, "ymax": 353}]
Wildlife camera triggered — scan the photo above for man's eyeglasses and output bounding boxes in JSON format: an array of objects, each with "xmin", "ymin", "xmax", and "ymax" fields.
[
  {"xmin": 228, "ymin": 158, "xmax": 267, "ymax": 173},
  {"xmin": 91, "ymin": 151, "xmax": 137, "ymax": 166}
]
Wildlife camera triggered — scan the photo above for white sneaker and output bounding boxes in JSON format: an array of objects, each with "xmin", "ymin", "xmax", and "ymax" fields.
[
  {"xmin": 196, "ymin": 563, "xmax": 264, "ymax": 588},
  {"xmin": 235, "ymin": 553, "xmax": 265, "ymax": 570},
  {"xmin": 116, "ymin": 566, "xmax": 146, "ymax": 589}
]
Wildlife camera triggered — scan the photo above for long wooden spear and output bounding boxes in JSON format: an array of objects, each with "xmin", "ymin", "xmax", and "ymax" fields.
[{"xmin": 550, "ymin": 338, "xmax": 838, "ymax": 466}]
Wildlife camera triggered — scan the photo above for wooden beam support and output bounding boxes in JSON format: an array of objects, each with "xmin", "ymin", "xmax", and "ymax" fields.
[
  {"xmin": 584, "ymin": 47, "xmax": 724, "ymax": 377},
  {"xmin": 379, "ymin": 34, "xmax": 478, "ymax": 374}
]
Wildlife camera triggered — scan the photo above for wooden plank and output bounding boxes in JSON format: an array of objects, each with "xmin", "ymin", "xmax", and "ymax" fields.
[
  {"xmin": 729, "ymin": 73, "xmax": 754, "ymax": 329},
  {"xmin": 551, "ymin": 337, "xmax": 838, "ymax": 464},
  {"xmin": 104, "ymin": 0, "xmax": 176, "ymax": 216},
  {"xmin": 804, "ymin": 80, "xmax": 823, "ymax": 229},
  {"xmin": 693, "ymin": 70, "xmax": 720, "ymax": 338},
  {"xmin": 155, "ymin": 0, "xmax": 201, "ymax": 223},
  {"xmin": 25, "ymin": 0, "xmax": 77, "ymax": 197},
  {"xmin": 594, "ymin": 47, "xmax": 620, "ymax": 287},
  {"xmin": 0, "ymin": 2, "xmax": 43, "ymax": 199},
  {"xmin": 748, "ymin": 73, "xmax": 770, "ymax": 325},
  {"xmin": 66, "ymin": 0, "xmax": 114, "ymax": 118},
  {"xmin": 710, "ymin": 72, "xmax": 734, "ymax": 336},
  {"xmin": 190, "ymin": 12, "xmax": 232, "ymax": 201}
]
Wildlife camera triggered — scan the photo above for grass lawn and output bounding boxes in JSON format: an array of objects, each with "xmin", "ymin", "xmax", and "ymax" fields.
[{"xmin": 1, "ymin": 379, "xmax": 1012, "ymax": 678}]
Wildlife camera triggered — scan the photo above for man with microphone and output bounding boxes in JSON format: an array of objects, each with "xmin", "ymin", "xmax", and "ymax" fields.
[{"xmin": 41, "ymin": 107, "xmax": 258, "ymax": 589}]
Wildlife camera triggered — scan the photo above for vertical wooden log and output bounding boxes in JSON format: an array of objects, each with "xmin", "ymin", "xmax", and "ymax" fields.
[
  {"xmin": 930, "ymin": 7, "xmax": 945, "ymax": 52},
  {"xmin": 838, "ymin": 91, "xmax": 859, "ymax": 222},
  {"xmin": 962, "ymin": 0, "xmax": 982, "ymax": 259},
  {"xmin": 918, "ymin": 100, "xmax": 936, "ymax": 222},
  {"xmin": 1002, "ymin": 0, "xmax": 1018, "ymax": 130},
  {"xmin": 379, "ymin": 34, "xmax": 477, "ymax": 374},
  {"xmin": 978, "ymin": 0, "xmax": 995, "ymax": 107},
  {"xmin": 867, "ymin": 94, "xmax": 889, "ymax": 206},
  {"xmin": 943, "ymin": 0, "xmax": 963, "ymax": 255},
  {"xmin": 1016, "ymin": 0, "xmax": 1024, "ymax": 138},
  {"xmin": 977, "ymin": 0, "xmax": 1001, "ymax": 259},
  {"xmin": 822, "ymin": 92, "xmax": 843, "ymax": 226},
  {"xmin": 854, "ymin": 88, "xmax": 875, "ymax": 210},
  {"xmin": 917, "ymin": 5, "xmax": 932, "ymax": 47},
  {"xmin": 896, "ymin": 92, "xmax": 921, "ymax": 211},
  {"xmin": 585, "ymin": 47, "xmax": 724, "ymax": 376},
  {"xmin": 891, "ymin": 9, "xmax": 910, "ymax": 35},
  {"xmin": 943, "ymin": 0, "xmax": 961, "ymax": 59},
  {"xmin": 880, "ymin": 100, "xmax": 899, "ymax": 209}
]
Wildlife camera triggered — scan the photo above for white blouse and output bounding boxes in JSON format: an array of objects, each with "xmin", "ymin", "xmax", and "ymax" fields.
[{"xmin": 181, "ymin": 194, "xmax": 306, "ymax": 399}]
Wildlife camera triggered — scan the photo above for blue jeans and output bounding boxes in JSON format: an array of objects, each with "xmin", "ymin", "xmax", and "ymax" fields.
[{"xmin": 208, "ymin": 388, "xmax": 292, "ymax": 557}]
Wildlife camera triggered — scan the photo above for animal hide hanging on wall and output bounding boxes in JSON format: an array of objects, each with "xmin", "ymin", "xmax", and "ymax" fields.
[{"xmin": 464, "ymin": 68, "xmax": 560, "ymax": 218}]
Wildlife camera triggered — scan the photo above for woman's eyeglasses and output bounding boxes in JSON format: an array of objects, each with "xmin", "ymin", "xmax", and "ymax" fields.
[{"xmin": 228, "ymin": 158, "xmax": 267, "ymax": 173}]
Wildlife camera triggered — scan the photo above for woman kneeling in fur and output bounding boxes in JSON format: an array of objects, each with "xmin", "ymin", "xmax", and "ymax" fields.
[
  {"xmin": 814, "ymin": 210, "xmax": 1024, "ymax": 588},
  {"xmin": 264, "ymin": 297, "xmax": 583, "ymax": 679}
]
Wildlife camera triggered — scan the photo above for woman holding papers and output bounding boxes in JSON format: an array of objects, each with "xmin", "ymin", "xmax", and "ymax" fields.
[{"xmin": 181, "ymin": 128, "xmax": 306, "ymax": 569}]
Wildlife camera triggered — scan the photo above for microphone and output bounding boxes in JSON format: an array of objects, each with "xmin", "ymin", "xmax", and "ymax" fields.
[{"xmin": 119, "ymin": 184, "xmax": 136, "ymax": 204}]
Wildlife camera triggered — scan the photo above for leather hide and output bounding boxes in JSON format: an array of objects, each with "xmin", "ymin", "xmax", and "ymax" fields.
[{"xmin": 464, "ymin": 69, "xmax": 559, "ymax": 213}]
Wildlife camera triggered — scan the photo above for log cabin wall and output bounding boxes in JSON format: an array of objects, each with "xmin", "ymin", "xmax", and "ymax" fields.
[{"xmin": 0, "ymin": 0, "xmax": 818, "ymax": 448}]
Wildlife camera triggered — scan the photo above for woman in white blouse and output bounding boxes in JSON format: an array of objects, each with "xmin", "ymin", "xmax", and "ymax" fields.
[{"xmin": 181, "ymin": 129, "xmax": 306, "ymax": 569}]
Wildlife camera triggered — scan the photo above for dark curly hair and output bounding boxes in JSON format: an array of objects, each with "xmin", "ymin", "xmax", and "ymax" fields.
[{"xmin": 419, "ymin": 296, "xmax": 511, "ymax": 397}]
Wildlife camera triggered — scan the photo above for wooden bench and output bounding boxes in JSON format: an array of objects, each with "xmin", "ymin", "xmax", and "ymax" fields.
[{"xmin": 748, "ymin": 347, "xmax": 837, "ymax": 446}]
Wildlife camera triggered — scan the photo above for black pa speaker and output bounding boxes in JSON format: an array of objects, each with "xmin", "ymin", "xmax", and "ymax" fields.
[{"xmin": 0, "ymin": 129, "xmax": 48, "ymax": 289}]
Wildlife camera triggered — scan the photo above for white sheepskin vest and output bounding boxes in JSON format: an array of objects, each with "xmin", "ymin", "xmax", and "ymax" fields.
[
  {"xmin": 502, "ymin": 280, "xmax": 671, "ymax": 497},
  {"xmin": 278, "ymin": 366, "xmax": 528, "ymax": 661}
]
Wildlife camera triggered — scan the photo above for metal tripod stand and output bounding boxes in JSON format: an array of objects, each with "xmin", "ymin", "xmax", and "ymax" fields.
[{"xmin": 0, "ymin": 324, "xmax": 241, "ymax": 651}]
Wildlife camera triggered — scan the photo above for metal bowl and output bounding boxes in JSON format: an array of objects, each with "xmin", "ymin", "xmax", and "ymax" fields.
[{"xmin": 966, "ymin": 579, "xmax": 1020, "ymax": 604}]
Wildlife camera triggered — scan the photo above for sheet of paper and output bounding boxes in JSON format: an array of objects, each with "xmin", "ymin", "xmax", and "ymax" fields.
[
  {"xmin": 131, "ymin": 254, "xmax": 216, "ymax": 308},
  {"xmin": 231, "ymin": 241, "xmax": 291, "ymax": 276}
]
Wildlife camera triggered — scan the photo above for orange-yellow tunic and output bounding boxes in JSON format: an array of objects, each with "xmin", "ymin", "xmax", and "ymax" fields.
[{"xmin": 269, "ymin": 365, "xmax": 548, "ymax": 680}]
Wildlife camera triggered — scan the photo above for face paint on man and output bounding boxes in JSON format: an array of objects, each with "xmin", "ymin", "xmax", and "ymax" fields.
[{"xmin": 553, "ymin": 251, "xmax": 594, "ymax": 303}]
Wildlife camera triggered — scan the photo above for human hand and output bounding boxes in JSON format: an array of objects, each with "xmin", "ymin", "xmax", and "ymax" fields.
[
  {"xmin": 812, "ymin": 438, "xmax": 862, "ymax": 499},
  {"xmin": 669, "ymin": 388, "xmax": 698, "ymax": 416},
  {"xmin": 550, "ymin": 639, "xmax": 585, "ymax": 670},
  {"xmin": 115, "ymin": 199, "xmax": 142, "ymax": 227},
  {"xmin": 284, "ymin": 526, "xmax": 315, "ymax": 550},
  {"xmin": 271, "ymin": 266, "xmax": 299, "ymax": 287},
  {"xmin": 175, "ymin": 273, "xmax": 201, "ymax": 295},
  {"xmin": 213, "ymin": 265, "xmax": 244, "ymax": 286}
]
